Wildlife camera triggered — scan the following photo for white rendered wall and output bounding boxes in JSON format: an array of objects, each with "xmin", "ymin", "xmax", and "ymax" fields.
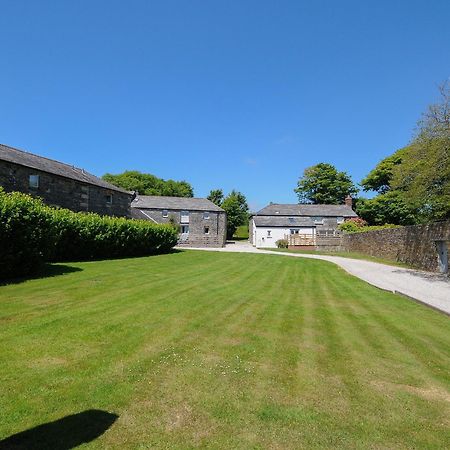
[{"xmin": 254, "ymin": 226, "xmax": 314, "ymax": 248}]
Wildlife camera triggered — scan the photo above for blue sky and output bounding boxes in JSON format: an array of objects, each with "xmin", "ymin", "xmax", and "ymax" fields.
[{"xmin": 1, "ymin": 1, "xmax": 449, "ymax": 211}]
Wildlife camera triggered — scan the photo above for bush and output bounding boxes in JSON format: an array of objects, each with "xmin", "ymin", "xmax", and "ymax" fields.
[
  {"xmin": 338, "ymin": 217, "xmax": 400, "ymax": 234},
  {"xmin": 276, "ymin": 239, "xmax": 288, "ymax": 248},
  {"xmin": 0, "ymin": 189, "xmax": 178, "ymax": 279},
  {"xmin": 0, "ymin": 189, "xmax": 56, "ymax": 278}
]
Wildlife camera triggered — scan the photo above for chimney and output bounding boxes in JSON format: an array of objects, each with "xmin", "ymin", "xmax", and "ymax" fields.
[{"xmin": 344, "ymin": 195, "xmax": 353, "ymax": 208}]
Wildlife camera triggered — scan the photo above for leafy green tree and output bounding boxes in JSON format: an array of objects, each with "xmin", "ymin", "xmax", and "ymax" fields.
[
  {"xmin": 221, "ymin": 190, "xmax": 249, "ymax": 239},
  {"xmin": 207, "ymin": 189, "xmax": 224, "ymax": 207},
  {"xmin": 294, "ymin": 163, "xmax": 358, "ymax": 204},
  {"xmin": 356, "ymin": 192, "xmax": 417, "ymax": 225},
  {"xmin": 360, "ymin": 81, "xmax": 450, "ymax": 224},
  {"xmin": 360, "ymin": 150, "xmax": 405, "ymax": 194},
  {"xmin": 102, "ymin": 171, "xmax": 194, "ymax": 197}
]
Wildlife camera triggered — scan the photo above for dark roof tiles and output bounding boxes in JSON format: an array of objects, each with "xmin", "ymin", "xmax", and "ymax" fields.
[
  {"xmin": 132, "ymin": 195, "xmax": 224, "ymax": 212},
  {"xmin": 256, "ymin": 203, "xmax": 357, "ymax": 217},
  {"xmin": 0, "ymin": 143, "xmax": 131, "ymax": 194}
]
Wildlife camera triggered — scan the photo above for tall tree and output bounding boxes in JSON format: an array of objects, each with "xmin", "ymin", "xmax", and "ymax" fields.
[
  {"xmin": 221, "ymin": 190, "xmax": 249, "ymax": 239},
  {"xmin": 359, "ymin": 81, "xmax": 450, "ymax": 224},
  {"xmin": 360, "ymin": 150, "xmax": 405, "ymax": 194},
  {"xmin": 207, "ymin": 189, "xmax": 224, "ymax": 207},
  {"xmin": 102, "ymin": 171, "xmax": 194, "ymax": 197},
  {"xmin": 294, "ymin": 163, "xmax": 358, "ymax": 204}
]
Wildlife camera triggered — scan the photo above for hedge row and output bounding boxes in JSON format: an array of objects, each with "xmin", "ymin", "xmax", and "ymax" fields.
[{"xmin": 0, "ymin": 189, "xmax": 178, "ymax": 279}]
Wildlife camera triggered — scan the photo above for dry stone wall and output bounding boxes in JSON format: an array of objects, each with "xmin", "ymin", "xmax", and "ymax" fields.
[{"xmin": 341, "ymin": 221, "xmax": 450, "ymax": 272}]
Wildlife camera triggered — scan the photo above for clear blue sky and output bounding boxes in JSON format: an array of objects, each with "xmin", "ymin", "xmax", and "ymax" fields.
[{"xmin": 1, "ymin": 1, "xmax": 449, "ymax": 211}]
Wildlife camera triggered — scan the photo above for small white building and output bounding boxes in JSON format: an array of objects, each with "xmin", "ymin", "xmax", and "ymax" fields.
[{"xmin": 250, "ymin": 200, "xmax": 357, "ymax": 248}]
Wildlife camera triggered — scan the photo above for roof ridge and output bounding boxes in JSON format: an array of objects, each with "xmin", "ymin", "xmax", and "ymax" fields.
[{"xmin": 0, "ymin": 143, "xmax": 88, "ymax": 173}]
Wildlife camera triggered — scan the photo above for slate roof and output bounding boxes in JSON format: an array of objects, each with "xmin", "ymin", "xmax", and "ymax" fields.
[
  {"xmin": 132, "ymin": 195, "xmax": 224, "ymax": 212},
  {"xmin": 0, "ymin": 143, "xmax": 131, "ymax": 195},
  {"xmin": 253, "ymin": 216, "xmax": 315, "ymax": 227},
  {"xmin": 255, "ymin": 203, "xmax": 357, "ymax": 217}
]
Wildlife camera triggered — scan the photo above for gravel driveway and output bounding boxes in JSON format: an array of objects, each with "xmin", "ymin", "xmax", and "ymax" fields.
[{"xmin": 181, "ymin": 241, "xmax": 450, "ymax": 315}]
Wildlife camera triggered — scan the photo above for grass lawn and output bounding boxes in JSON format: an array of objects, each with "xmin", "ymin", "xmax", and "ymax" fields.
[
  {"xmin": 0, "ymin": 251, "xmax": 449, "ymax": 449},
  {"xmin": 232, "ymin": 224, "xmax": 249, "ymax": 240},
  {"xmin": 268, "ymin": 248, "xmax": 413, "ymax": 268}
]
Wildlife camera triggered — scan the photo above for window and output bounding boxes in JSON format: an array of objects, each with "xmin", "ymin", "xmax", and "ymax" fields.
[
  {"xmin": 180, "ymin": 211, "xmax": 189, "ymax": 223},
  {"xmin": 204, "ymin": 226, "xmax": 209, "ymax": 234},
  {"xmin": 288, "ymin": 217, "xmax": 295, "ymax": 224},
  {"xmin": 203, "ymin": 211, "xmax": 210, "ymax": 220},
  {"xmin": 29, "ymin": 174, "xmax": 39, "ymax": 188},
  {"xmin": 267, "ymin": 230, "xmax": 272, "ymax": 237},
  {"xmin": 162, "ymin": 209, "xmax": 168, "ymax": 218},
  {"xmin": 337, "ymin": 216, "xmax": 344, "ymax": 224},
  {"xmin": 290, "ymin": 229, "xmax": 299, "ymax": 234},
  {"xmin": 105, "ymin": 194, "xmax": 113, "ymax": 205},
  {"xmin": 314, "ymin": 216, "xmax": 324, "ymax": 224},
  {"xmin": 181, "ymin": 225, "xmax": 189, "ymax": 234}
]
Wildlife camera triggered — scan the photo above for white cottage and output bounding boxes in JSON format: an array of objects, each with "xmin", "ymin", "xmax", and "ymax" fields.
[{"xmin": 249, "ymin": 198, "xmax": 357, "ymax": 248}]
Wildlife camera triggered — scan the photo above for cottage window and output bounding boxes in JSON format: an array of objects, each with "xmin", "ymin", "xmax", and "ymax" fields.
[
  {"xmin": 180, "ymin": 211, "xmax": 189, "ymax": 223},
  {"xmin": 105, "ymin": 194, "xmax": 113, "ymax": 205},
  {"xmin": 288, "ymin": 217, "xmax": 295, "ymax": 224},
  {"xmin": 204, "ymin": 226, "xmax": 209, "ymax": 234},
  {"xmin": 337, "ymin": 216, "xmax": 344, "ymax": 224},
  {"xmin": 162, "ymin": 210, "xmax": 168, "ymax": 218},
  {"xmin": 203, "ymin": 211, "xmax": 210, "ymax": 220},
  {"xmin": 181, "ymin": 225, "xmax": 189, "ymax": 234},
  {"xmin": 29, "ymin": 174, "xmax": 39, "ymax": 188},
  {"xmin": 267, "ymin": 230, "xmax": 271, "ymax": 237},
  {"xmin": 314, "ymin": 216, "xmax": 324, "ymax": 224},
  {"xmin": 290, "ymin": 229, "xmax": 299, "ymax": 234}
]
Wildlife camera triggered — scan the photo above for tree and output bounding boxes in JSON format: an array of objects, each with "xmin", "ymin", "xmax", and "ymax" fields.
[
  {"xmin": 359, "ymin": 81, "xmax": 450, "ymax": 224},
  {"xmin": 360, "ymin": 150, "xmax": 405, "ymax": 194},
  {"xmin": 294, "ymin": 163, "xmax": 358, "ymax": 204},
  {"xmin": 207, "ymin": 189, "xmax": 224, "ymax": 207},
  {"xmin": 221, "ymin": 190, "xmax": 249, "ymax": 239},
  {"xmin": 102, "ymin": 171, "xmax": 194, "ymax": 197},
  {"xmin": 390, "ymin": 138, "xmax": 450, "ymax": 222},
  {"xmin": 356, "ymin": 192, "xmax": 417, "ymax": 226}
]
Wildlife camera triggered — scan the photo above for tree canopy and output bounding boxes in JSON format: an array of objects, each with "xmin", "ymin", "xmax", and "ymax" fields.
[
  {"xmin": 294, "ymin": 163, "xmax": 358, "ymax": 204},
  {"xmin": 102, "ymin": 171, "xmax": 194, "ymax": 197},
  {"xmin": 358, "ymin": 81, "xmax": 450, "ymax": 225},
  {"xmin": 220, "ymin": 190, "xmax": 249, "ymax": 239},
  {"xmin": 207, "ymin": 189, "xmax": 224, "ymax": 207}
]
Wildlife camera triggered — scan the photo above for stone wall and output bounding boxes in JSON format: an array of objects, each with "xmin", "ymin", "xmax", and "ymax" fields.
[
  {"xmin": 0, "ymin": 160, "xmax": 131, "ymax": 217},
  {"xmin": 341, "ymin": 221, "xmax": 450, "ymax": 272},
  {"xmin": 134, "ymin": 208, "xmax": 227, "ymax": 248}
]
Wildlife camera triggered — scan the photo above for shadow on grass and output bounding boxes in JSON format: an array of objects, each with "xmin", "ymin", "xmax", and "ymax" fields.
[
  {"xmin": 0, "ymin": 409, "xmax": 118, "ymax": 450},
  {"xmin": 0, "ymin": 264, "xmax": 83, "ymax": 287}
]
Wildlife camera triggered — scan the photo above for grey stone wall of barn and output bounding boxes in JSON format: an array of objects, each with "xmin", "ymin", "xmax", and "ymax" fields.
[
  {"xmin": 0, "ymin": 160, "xmax": 131, "ymax": 217},
  {"xmin": 341, "ymin": 221, "xmax": 450, "ymax": 273},
  {"xmin": 136, "ymin": 208, "xmax": 227, "ymax": 247}
]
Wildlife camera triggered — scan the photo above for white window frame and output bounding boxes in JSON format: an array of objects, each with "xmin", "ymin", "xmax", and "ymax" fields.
[
  {"xmin": 105, "ymin": 194, "xmax": 113, "ymax": 205},
  {"xmin": 204, "ymin": 226, "xmax": 210, "ymax": 234},
  {"xmin": 314, "ymin": 216, "xmax": 324, "ymax": 224},
  {"xmin": 203, "ymin": 211, "xmax": 210, "ymax": 220},
  {"xmin": 29, "ymin": 174, "xmax": 39, "ymax": 188},
  {"xmin": 181, "ymin": 225, "xmax": 189, "ymax": 234},
  {"xmin": 162, "ymin": 209, "xmax": 168, "ymax": 218},
  {"xmin": 180, "ymin": 211, "xmax": 189, "ymax": 224},
  {"xmin": 337, "ymin": 216, "xmax": 344, "ymax": 224}
]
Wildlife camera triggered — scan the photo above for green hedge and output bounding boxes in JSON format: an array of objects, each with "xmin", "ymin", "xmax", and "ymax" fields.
[
  {"xmin": 0, "ymin": 189, "xmax": 178, "ymax": 279},
  {"xmin": 0, "ymin": 190, "xmax": 56, "ymax": 278}
]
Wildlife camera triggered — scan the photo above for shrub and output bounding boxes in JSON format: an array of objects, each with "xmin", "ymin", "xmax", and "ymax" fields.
[
  {"xmin": 0, "ymin": 189, "xmax": 179, "ymax": 279},
  {"xmin": 339, "ymin": 217, "xmax": 400, "ymax": 234},
  {"xmin": 0, "ymin": 189, "xmax": 56, "ymax": 278},
  {"xmin": 276, "ymin": 239, "xmax": 288, "ymax": 248}
]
